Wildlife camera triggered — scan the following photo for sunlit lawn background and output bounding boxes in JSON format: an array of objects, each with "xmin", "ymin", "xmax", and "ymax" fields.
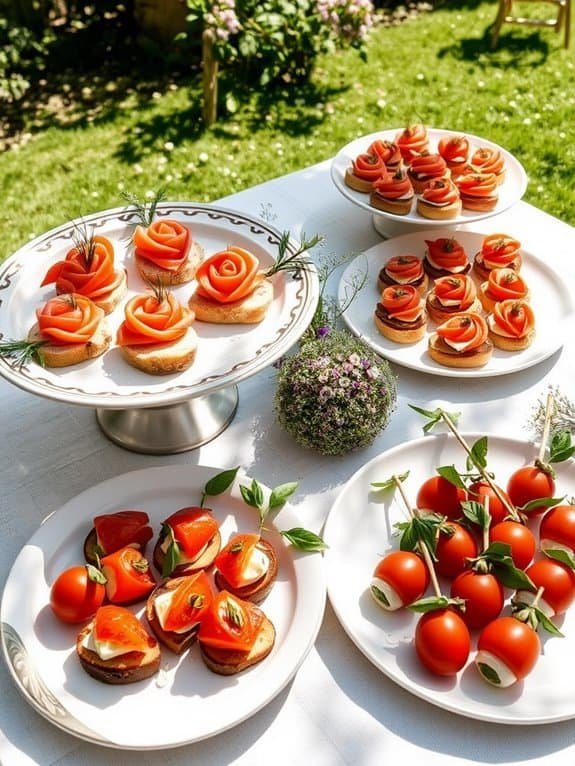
[{"xmin": 1, "ymin": 0, "xmax": 574, "ymax": 259}]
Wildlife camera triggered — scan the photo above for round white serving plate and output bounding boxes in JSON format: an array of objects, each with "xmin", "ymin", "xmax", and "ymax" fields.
[
  {"xmin": 323, "ymin": 432, "xmax": 575, "ymax": 725},
  {"xmin": 330, "ymin": 128, "xmax": 527, "ymax": 234},
  {"xmin": 0, "ymin": 203, "xmax": 319, "ymax": 409},
  {"xmin": 338, "ymin": 229, "xmax": 573, "ymax": 378},
  {"xmin": 0, "ymin": 464, "xmax": 326, "ymax": 749}
]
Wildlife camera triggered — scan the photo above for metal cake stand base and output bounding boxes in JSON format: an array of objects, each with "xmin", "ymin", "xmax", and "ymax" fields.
[{"xmin": 95, "ymin": 385, "xmax": 239, "ymax": 455}]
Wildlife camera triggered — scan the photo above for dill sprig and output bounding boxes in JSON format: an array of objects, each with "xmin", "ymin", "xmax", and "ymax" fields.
[
  {"xmin": 121, "ymin": 188, "xmax": 167, "ymax": 227},
  {"xmin": 265, "ymin": 231, "xmax": 324, "ymax": 278},
  {"xmin": 529, "ymin": 386, "xmax": 575, "ymax": 437},
  {"xmin": 144, "ymin": 274, "xmax": 172, "ymax": 303},
  {"xmin": 0, "ymin": 339, "xmax": 46, "ymax": 369},
  {"xmin": 71, "ymin": 221, "xmax": 97, "ymax": 270}
]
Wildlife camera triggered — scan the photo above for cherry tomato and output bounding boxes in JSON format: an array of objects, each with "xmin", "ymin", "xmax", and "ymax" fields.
[
  {"xmin": 450, "ymin": 570, "xmax": 504, "ymax": 630},
  {"xmin": 468, "ymin": 480, "xmax": 511, "ymax": 526},
  {"xmin": 539, "ymin": 505, "xmax": 575, "ymax": 554},
  {"xmin": 415, "ymin": 608, "xmax": 471, "ymax": 676},
  {"xmin": 434, "ymin": 521, "xmax": 478, "ymax": 578},
  {"xmin": 416, "ymin": 475, "xmax": 467, "ymax": 520},
  {"xmin": 517, "ymin": 559, "xmax": 575, "ymax": 616},
  {"xmin": 50, "ymin": 564, "xmax": 106, "ymax": 624},
  {"xmin": 101, "ymin": 546, "xmax": 156, "ymax": 605},
  {"xmin": 489, "ymin": 520, "xmax": 536, "ymax": 570},
  {"xmin": 476, "ymin": 616, "xmax": 540, "ymax": 687},
  {"xmin": 506, "ymin": 465, "xmax": 555, "ymax": 516},
  {"xmin": 370, "ymin": 550, "xmax": 429, "ymax": 610}
]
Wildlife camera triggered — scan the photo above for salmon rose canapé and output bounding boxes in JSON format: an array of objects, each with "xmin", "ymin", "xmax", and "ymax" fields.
[
  {"xmin": 473, "ymin": 233, "xmax": 522, "ymax": 280},
  {"xmin": 133, "ymin": 219, "xmax": 204, "ymax": 285},
  {"xmin": 345, "ymin": 152, "xmax": 387, "ymax": 193},
  {"xmin": 479, "ymin": 268, "xmax": 529, "ymax": 313},
  {"xmin": 428, "ymin": 312, "xmax": 493, "ymax": 368},
  {"xmin": 423, "ymin": 237, "xmax": 470, "ymax": 278},
  {"xmin": 416, "ymin": 178, "xmax": 462, "ymax": 220},
  {"xmin": 377, "ymin": 254, "xmax": 428, "ymax": 295},
  {"xmin": 374, "ymin": 284, "xmax": 427, "ymax": 344},
  {"xmin": 487, "ymin": 299, "xmax": 535, "ymax": 351},
  {"xmin": 426, "ymin": 275, "xmax": 481, "ymax": 324}
]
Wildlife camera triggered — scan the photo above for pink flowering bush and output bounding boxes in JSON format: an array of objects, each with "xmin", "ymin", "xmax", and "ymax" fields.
[{"xmin": 187, "ymin": 0, "xmax": 375, "ymax": 83}]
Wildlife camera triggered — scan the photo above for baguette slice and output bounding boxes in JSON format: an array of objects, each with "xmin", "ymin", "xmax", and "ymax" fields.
[
  {"xmin": 488, "ymin": 328, "xmax": 535, "ymax": 351},
  {"xmin": 200, "ymin": 612, "xmax": 276, "ymax": 675},
  {"xmin": 27, "ymin": 318, "xmax": 111, "ymax": 368},
  {"xmin": 135, "ymin": 240, "xmax": 205, "ymax": 286},
  {"xmin": 428, "ymin": 334, "xmax": 493, "ymax": 368},
  {"xmin": 374, "ymin": 312, "xmax": 427, "ymax": 344},
  {"xmin": 153, "ymin": 530, "xmax": 222, "ymax": 578},
  {"xmin": 213, "ymin": 538, "xmax": 278, "ymax": 603},
  {"xmin": 145, "ymin": 577, "xmax": 203, "ymax": 654},
  {"xmin": 76, "ymin": 620, "xmax": 160, "ymax": 685},
  {"xmin": 189, "ymin": 279, "xmax": 274, "ymax": 324},
  {"xmin": 119, "ymin": 326, "xmax": 198, "ymax": 375},
  {"xmin": 91, "ymin": 269, "xmax": 128, "ymax": 314}
]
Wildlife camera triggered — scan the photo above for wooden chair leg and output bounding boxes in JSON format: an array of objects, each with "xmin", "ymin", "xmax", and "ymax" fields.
[
  {"xmin": 491, "ymin": 0, "xmax": 509, "ymax": 49},
  {"xmin": 565, "ymin": 0, "xmax": 571, "ymax": 47}
]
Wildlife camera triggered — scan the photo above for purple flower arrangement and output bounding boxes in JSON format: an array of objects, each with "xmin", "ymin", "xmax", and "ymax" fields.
[{"xmin": 275, "ymin": 329, "xmax": 396, "ymax": 455}]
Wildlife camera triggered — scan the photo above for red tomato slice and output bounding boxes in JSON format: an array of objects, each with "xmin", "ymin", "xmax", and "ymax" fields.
[
  {"xmin": 198, "ymin": 590, "xmax": 263, "ymax": 652},
  {"xmin": 93, "ymin": 510, "xmax": 153, "ymax": 556},
  {"xmin": 93, "ymin": 605, "xmax": 153, "ymax": 653},
  {"xmin": 214, "ymin": 533, "xmax": 263, "ymax": 588},
  {"xmin": 101, "ymin": 547, "xmax": 156, "ymax": 605},
  {"xmin": 164, "ymin": 507, "xmax": 220, "ymax": 560},
  {"xmin": 162, "ymin": 571, "xmax": 214, "ymax": 632}
]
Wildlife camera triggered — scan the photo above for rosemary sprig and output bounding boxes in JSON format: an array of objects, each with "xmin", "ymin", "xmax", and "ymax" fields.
[
  {"xmin": 121, "ymin": 188, "xmax": 167, "ymax": 227},
  {"xmin": 145, "ymin": 274, "xmax": 171, "ymax": 303},
  {"xmin": 0, "ymin": 339, "xmax": 46, "ymax": 369},
  {"xmin": 265, "ymin": 231, "xmax": 324, "ymax": 278}
]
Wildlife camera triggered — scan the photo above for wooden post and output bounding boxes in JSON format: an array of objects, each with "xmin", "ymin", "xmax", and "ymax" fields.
[{"xmin": 202, "ymin": 28, "xmax": 218, "ymax": 126}]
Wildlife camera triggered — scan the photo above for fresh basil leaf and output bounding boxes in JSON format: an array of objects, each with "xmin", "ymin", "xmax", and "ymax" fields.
[
  {"xmin": 436, "ymin": 464, "xmax": 467, "ymax": 490},
  {"xmin": 203, "ymin": 466, "xmax": 240, "ymax": 498},
  {"xmin": 86, "ymin": 564, "xmax": 107, "ymax": 585},
  {"xmin": 162, "ymin": 538, "xmax": 180, "ymax": 578},
  {"xmin": 550, "ymin": 430, "xmax": 575, "ymax": 463},
  {"xmin": 240, "ymin": 484, "xmax": 258, "ymax": 508},
  {"xmin": 467, "ymin": 436, "xmax": 488, "ymax": 472},
  {"xmin": 543, "ymin": 547, "xmax": 575, "ymax": 570},
  {"xmin": 408, "ymin": 595, "xmax": 450, "ymax": 613},
  {"xmin": 483, "ymin": 540, "xmax": 513, "ymax": 561},
  {"xmin": 461, "ymin": 500, "xmax": 490, "ymax": 529},
  {"xmin": 533, "ymin": 607, "xmax": 564, "ymax": 637},
  {"xmin": 280, "ymin": 527, "xmax": 328, "ymax": 552},
  {"xmin": 372, "ymin": 471, "xmax": 410, "ymax": 491},
  {"xmin": 251, "ymin": 479, "xmax": 265, "ymax": 509},
  {"xmin": 491, "ymin": 560, "xmax": 535, "ymax": 590},
  {"xmin": 269, "ymin": 482, "xmax": 299, "ymax": 509},
  {"xmin": 520, "ymin": 496, "xmax": 564, "ymax": 513}
]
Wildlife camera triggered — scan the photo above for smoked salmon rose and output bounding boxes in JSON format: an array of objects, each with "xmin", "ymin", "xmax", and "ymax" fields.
[
  {"xmin": 456, "ymin": 173, "xmax": 498, "ymax": 211},
  {"xmin": 416, "ymin": 178, "xmax": 461, "ymax": 220},
  {"xmin": 41, "ymin": 235, "xmax": 126, "ymax": 313},
  {"xmin": 37, "ymin": 294, "xmax": 105, "ymax": 344},
  {"xmin": 429, "ymin": 312, "xmax": 493, "ymax": 368},
  {"xmin": 195, "ymin": 246, "xmax": 262, "ymax": 304},
  {"xmin": 367, "ymin": 139, "xmax": 402, "ymax": 169},
  {"xmin": 377, "ymin": 254, "xmax": 428, "ymax": 295},
  {"xmin": 479, "ymin": 268, "xmax": 529, "ymax": 313},
  {"xmin": 370, "ymin": 169, "xmax": 414, "ymax": 215},
  {"xmin": 374, "ymin": 284, "xmax": 427, "ymax": 344},
  {"xmin": 395, "ymin": 124, "xmax": 429, "ymax": 164},
  {"xmin": 471, "ymin": 147, "xmax": 506, "ymax": 184},
  {"xmin": 423, "ymin": 237, "xmax": 470, "ymax": 278},
  {"xmin": 133, "ymin": 218, "xmax": 204, "ymax": 285},
  {"xmin": 407, "ymin": 153, "xmax": 449, "ymax": 192},
  {"xmin": 117, "ymin": 293, "xmax": 194, "ymax": 346},
  {"xmin": 473, "ymin": 233, "xmax": 522, "ymax": 279},
  {"xmin": 438, "ymin": 135, "xmax": 470, "ymax": 173},
  {"xmin": 488, "ymin": 299, "xmax": 535, "ymax": 350},
  {"xmin": 426, "ymin": 275, "xmax": 481, "ymax": 324},
  {"xmin": 345, "ymin": 152, "xmax": 387, "ymax": 192}
]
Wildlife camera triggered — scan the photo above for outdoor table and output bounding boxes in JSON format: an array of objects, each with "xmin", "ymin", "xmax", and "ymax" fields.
[{"xmin": 1, "ymin": 159, "xmax": 574, "ymax": 765}]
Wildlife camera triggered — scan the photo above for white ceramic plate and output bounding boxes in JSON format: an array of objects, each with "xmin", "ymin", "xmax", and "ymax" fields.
[
  {"xmin": 0, "ymin": 204, "xmax": 318, "ymax": 408},
  {"xmin": 323, "ymin": 433, "xmax": 575, "ymax": 725},
  {"xmin": 338, "ymin": 229, "xmax": 573, "ymax": 377},
  {"xmin": 330, "ymin": 128, "xmax": 527, "ymax": 226},
  {"xmin": 0, "ymin": 464, "xmax": 326, "ymax": 749}
]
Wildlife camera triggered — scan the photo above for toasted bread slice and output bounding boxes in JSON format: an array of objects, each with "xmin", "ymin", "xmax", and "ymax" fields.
[
  {"xmin": 135, "ymin": 240, "xmax": 205, "ymax": 286},
  {"xmin": 153, "ymin": 530, "xmax": 222, "ymax": 578},
  {"xmin": 76, "ymin": 621, "xmax": 160, "ymax": 684},
  {"xmin": 91, "ymin": 269, "xmax": 128, "ymax": 314},
  {"xmin": 213, "ymin": 539, "xmax": 278, "ymax": 603},
  {"xmin": 489, "ymin": 328, "xmax": 535, "ymax": 351},
  {"xmin": 200, "ymin": 612, "xmax": 276, "ymax": 675},
  {"xmin": 344, "ymin": 168, "xmax": 374, "ymax": 193},
  {"xmin": 188, "ymin": 279, "xmax": 273, "ymax": 324},
  {"xmin": 428, "ymin": 334, "xmax": 493, "ymax": 368},
  {"xmin": 119, "ymin": 326, "xmax": 198, "ymax": 375},
  {"xmin": 374, "ymin": 312, "xmax": 427, "ymax": 344},
  {"xmin": 27, "ymin": 318, "xmax": 111, "ymax": 368},
  {"xmin": 145, "ymin": 577, "xmax": 202, "ymax": 654},
  {"xmin": 369, "ymin": 192, "xmax": 413, "ymax": 216},
  {"xmin": 416, "ymin": 197, "xmax": 462, "ymax": 220}
]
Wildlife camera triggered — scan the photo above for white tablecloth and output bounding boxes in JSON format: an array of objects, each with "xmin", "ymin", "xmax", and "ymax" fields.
[{"xmin": 1, "ymin": 161, "xmax": 574, "ymax": 765}]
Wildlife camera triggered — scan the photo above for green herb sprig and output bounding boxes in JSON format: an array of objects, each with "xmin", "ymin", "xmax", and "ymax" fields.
[
  {"xmin": 0, "ymin": 339, "xmax": 46, "ymax": 369},
  {"xmin": 121, "ymin": 188, "xmax": 167, "ymax": 228},
  {"xmin": 265, "ymin": 231, "xmax": 324, "ymax": 278}
]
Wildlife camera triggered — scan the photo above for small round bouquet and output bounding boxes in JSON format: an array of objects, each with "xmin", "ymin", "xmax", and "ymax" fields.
[{"xmin": 275, "ymin": 329, "xmax": 397, "ymax": 456}]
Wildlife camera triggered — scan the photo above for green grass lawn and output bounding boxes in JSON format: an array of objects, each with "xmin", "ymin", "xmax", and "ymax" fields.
[{"xmin": 1, "ymin": 1, "xmax": 574, "ymax": 259}]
